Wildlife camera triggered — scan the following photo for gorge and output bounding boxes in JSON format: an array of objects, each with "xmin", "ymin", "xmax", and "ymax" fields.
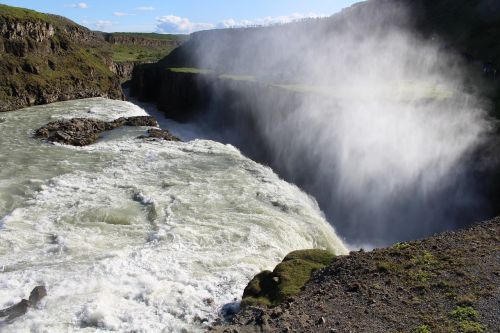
[{"xmin": 0, "ymin": 0, "xmax": 499, "ymax": 332}]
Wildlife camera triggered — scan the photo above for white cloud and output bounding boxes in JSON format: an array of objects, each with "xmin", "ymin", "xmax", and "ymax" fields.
[
  {"xmin": 218, "ymin": 13, "xmax": 324, "ymax": 28},
  {"xmin": 136, "ymin": 6, "xmax": 154, "ymax": 11},
  {"xmin": 156, "ymin": 15, "xmax": 215, "ymax": 34},
  {"xmin": 113, "ymin": 12, "xmax": 134, "ymax": 17},
  {"xmin": 94, "ymin": 20, "xmax": 115, "ymax": 30},
  {"xmin": 66, "ymin": 2, "xmax": 88, "ymax": 9},
  {"xmin": 154, "ymin": 13, "xmax": 325, "ymax": 35}
]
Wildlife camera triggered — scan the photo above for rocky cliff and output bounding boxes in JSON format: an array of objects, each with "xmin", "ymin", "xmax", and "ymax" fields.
[
  {"xmin": 102, "ymin": 32, "xmax": 185, "ymax": 48},
  {"xmin": 0, "ymin": 4, "xmax": 123, "ymax": 112},
  {"xmin": 110, "ymin": 61, "xmax": 156, "ymax": 83}
]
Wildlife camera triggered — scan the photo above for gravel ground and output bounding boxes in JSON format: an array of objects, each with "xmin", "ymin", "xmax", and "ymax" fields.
[{"xmin": 212, "ymin": 218, "xmax": 500, "ymax": 333}]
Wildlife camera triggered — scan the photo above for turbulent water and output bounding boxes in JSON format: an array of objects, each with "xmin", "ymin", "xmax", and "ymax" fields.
[{"xmin": 0, "ymin": 98, "xmax": 347, "ymax": 332}]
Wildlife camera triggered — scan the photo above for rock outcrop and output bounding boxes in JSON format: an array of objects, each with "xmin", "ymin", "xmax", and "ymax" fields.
[
  {"xmin": 34, "ymin": 116, "xmax": 165, "ymax": 146},
  {"xmin": 242, "ymin": 250, "xmax": 336, "ymax": 308},
  {"xmin": 0, "ymin": 4, "xmax": 123, "ymax": 112},
  {"xmin": 110, "ymin": 61, "xmax": 143, "ymax": 82}
]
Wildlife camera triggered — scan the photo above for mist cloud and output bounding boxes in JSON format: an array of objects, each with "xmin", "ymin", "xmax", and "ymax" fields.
[{"xmin": 187, "ymin": 0, "xmax": 492, "ymax": 245}]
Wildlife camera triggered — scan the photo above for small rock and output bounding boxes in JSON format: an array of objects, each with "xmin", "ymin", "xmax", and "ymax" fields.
[
  {"xmin": 0, "ymin": 299, "xmax": 28, "ymax": 321},
  {"xmin": 29, "ymin": 286, "xmax": 47, "ymax": 306},
  {"xmin": 138, "ymin": 128, "xmax": 181, "ymax": 142}
]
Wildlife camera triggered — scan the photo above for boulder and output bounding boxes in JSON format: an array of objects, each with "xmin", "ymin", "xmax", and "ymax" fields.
[{"xmin": 242, "ymin": 249, "xmax": 335, "ymax": 307}]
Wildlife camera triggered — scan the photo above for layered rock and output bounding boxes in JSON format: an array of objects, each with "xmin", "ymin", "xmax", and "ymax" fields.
[{"xmin": 0, "ymin": 4, "xmax": 123, "ymax": 112}]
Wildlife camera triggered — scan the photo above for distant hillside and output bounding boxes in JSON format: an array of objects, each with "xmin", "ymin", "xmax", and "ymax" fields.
[
  {"xmin": 0, "ymin": 4, "xmax": 123, "ymax": 111},
  {"xmin": 102, "ymin": 32, "xmax": 187, "ymax": 63}
]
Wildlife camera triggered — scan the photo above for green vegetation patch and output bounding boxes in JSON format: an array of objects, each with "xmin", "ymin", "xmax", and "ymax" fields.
[
  {"xmin": 168, "ymin": 67, "xmax": 213, "ymax": 74},
  {"xmin": 0, "ymin": 4, "xmax": 77, "ymax": 27},
  {"xmin": 449, "ymin": 306, "xmax": 486, "ymax": 333},
  {"xmin": 242, "ymin": 249, "xmax": 335, "ymax": 307},
  {"xmin": 219, "ymin": 74, "xmax": 256, "ymax": 82},
  {"xmin": 111, "ymin": 44, "xmax": 178, "ymax": 63},
  {"xmin": 392, "ymin": 242, "xmax": 410, "ymax": 250},
  {"xmin": 450, "ymin": 306, "xmax": 479, "ymax": 322},
  {"xmin": 414, "ymin": 324, "xmax": 431, "ymax": 333}
]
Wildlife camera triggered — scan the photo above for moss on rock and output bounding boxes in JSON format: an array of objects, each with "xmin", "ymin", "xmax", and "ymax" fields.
[{"xmin": 242, "ymin": 249, "xmax": 335, "ymax": 307}]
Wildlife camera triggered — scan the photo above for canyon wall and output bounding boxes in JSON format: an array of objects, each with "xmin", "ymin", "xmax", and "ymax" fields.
[{"xmin": 0, "ymin": 5, "xmax": 123, "ymax": 112}]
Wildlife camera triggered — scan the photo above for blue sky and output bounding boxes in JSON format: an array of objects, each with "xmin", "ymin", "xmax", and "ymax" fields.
[{"xmin": 0, "ymin": 0, "xmax": 361, "ymax": 33}]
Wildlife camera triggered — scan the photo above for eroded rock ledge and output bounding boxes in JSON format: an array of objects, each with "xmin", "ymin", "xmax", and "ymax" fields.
[{"xmin": 34, "ymin": 116, "xmax": 180, "ymax": 146}]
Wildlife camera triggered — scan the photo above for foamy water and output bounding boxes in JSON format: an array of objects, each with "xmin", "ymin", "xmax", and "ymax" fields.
[{"xmin": 0, "ymin": 98, "xmax": 347, "ymax": 332}]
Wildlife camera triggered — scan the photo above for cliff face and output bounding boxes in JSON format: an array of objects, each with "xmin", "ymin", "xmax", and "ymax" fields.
[
  {"xmin": 0, "ymin": 5, "xmax": 123, "ymax": 112},
  {"xmin": 110, "ymin": 61, "xmax": 156, "ymax": 82},
  {"xmin": 102, "ymin": 33, "xmax": 184, "ymax": 48}
]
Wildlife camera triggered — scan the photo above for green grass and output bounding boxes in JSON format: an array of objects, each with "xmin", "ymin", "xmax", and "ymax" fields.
[
  {"xmin": 449, "ymin": 306, "xmax": 486, "ymax": 333},
  {"xmin": 0, "ymin": 4, "xmax": 77, "ymax": 26},
  {"xmin": 111, "ymin": 44, "xmax": 178, "ymax": 63},
  {"xmin": 219, "ymin": 74, "xmax": 256, "ymax": 81},
  {"xmin": 392, "ymin": 242, "xmax": 411, "ymax": 250},
  {"xmin": 450, "ymin": 307, "xmax": 479, "ymax": 322},
  {"xmin": 108, "ymin": 33, "xmax": 187, "ymax": 63},
  {"xmin": 168, "ymin": 67, "xmax": 213, "ymax": 74},
  {"xmin": 414, "ymin": 324, "xmax": 431, "ymax": 333}
]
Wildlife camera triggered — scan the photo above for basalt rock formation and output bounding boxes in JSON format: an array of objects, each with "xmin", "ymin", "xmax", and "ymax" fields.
[{"xmin": 0, "ymin": 4, "xmax": 123, "ymax": 112}]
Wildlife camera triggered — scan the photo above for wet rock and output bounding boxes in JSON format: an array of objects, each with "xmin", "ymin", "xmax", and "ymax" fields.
[
  {"xmin": 0, "ymin": 299, "xmax": 28, "ymax": 321},
  {"xmin": 29, "ymin": 286, "xmax": 47, "ymax": 306},
  {"xmin": 0, "ymin": 286, "xmax": 47, "ymax": 321},
  {"xmin": 34, "ymin": 116, "xmax": 160, "ymax": 146},
  {"xmin": 137, "ymin": 128, "xmax": 181, "ymax": 142},
  {"xmin": 110, "ymin": 116, "xmax": 158, "ymax": 128}
]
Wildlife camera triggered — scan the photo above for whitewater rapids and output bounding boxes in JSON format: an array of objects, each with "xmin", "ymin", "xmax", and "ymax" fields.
[{"xmin": 0, "ymin": 98, "xmax": 347, "ymax": 332}]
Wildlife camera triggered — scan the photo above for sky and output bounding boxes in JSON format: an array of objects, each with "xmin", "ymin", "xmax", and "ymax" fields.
[{"xmin": 0, "ymin": 0, "xmax": 362, "ymax": 33}]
